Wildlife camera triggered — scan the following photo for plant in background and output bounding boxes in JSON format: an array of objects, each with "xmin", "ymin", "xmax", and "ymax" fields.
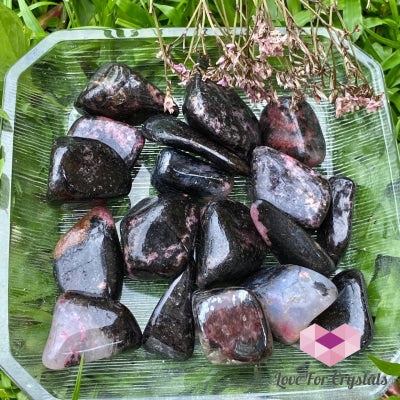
[{"xmin": 151, "ymin": 0, "xmax": 384, "ymax": 118}]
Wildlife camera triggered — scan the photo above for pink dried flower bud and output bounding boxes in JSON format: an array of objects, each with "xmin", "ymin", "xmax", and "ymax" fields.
[
  {"xmin": 163, "ymin": 94, "xmax": 176, "ymax": 114},
  {"xmin": 366, "ymin": 94, "xmax": 384, "ymax": 113}
]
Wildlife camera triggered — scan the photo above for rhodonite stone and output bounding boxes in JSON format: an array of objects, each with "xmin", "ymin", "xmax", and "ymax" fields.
[
  {"xmin": 251, "ymin": 146, "xmax": 331, "ymax": 228},
  {"xmin": 192, "ymin": 287, "xmax": 273, "ymax": 364},
  {"xmin": 120, "ymin": 196, "xmax": 199, "ymax": 280},
  {"xmin": 68, "ymin": 116, "xmax": 145, "ymax": 169},
  {"xmin": 313, "ymin": 269, "xmax": 373, "ymax": 349},
  {"xmin": 250, "ymin": 199, "xmax": 335, "ymax": 276},
  {"xmin": 142, "ymin": 262, "xmax": 195, "ymax": 360},
  {"xmin": 47, "ymin": 136, "xmax": 132, "ymax": 202},
  {"xmin": 75, "ymin": 63, "xmax": 178, "ymax": 124},
  {"xmin": 142, "ymin": 115, "xmax": 249, "ymax": 176},
  {"xmin": 54, "ymin": 206, "xmax": 123, "ymax": 299},
  {"xmin": 244, "ymin": 265, "xmax": 337, "ymax": 344},
  {"xmin": 183, "ymin": 74, "xmax": 261, "ymax": 160},
  {"xmin": 151, "ymin": 148, "xmax": 233, "ymax": 200},
  {"xmin": 317, "ymin": 176, "xmax": 356, "ymax": 264},
  {"xmin": 42, "ymin": 293, "xmax": 142, "ymax": 370},
  {"xmin": 197, "ymin": 199, "xmax": 268, "ymax": 288},
  {"xmin": 259, "ymin": 97, "xmax": 326, "ymax": 167}
]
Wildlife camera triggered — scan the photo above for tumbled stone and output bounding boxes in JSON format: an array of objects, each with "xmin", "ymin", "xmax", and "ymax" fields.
[
  {"xmin": 47, "ymin": 136, "xmax": 132, "ymax": 202},
  {"xmin": 192, "ymin": 287, "xmax": 273, "ymax": 364},
  {"xmin": 54, "ymin": 206, "xmax": 123, "ymax": 299},
  {"xmin": 151, "ymin": 148, "xmax": 233, "ymax": 200},
  {"xmin": 142, "ymin": 114, "xmax": 249, "ymax": 175},
  {"xmin": 259, "ymin": 97, "xmax": 326, "ymax": 167},
  {"xmin": 197, "ymin": 199, "xmax": 268, "ymax": 288},
  {"xmin": 251, "ymin": 146, "xmax": 331, "ymax": 228},
  {"xmin": 120, "ymin": 196, "xmax": 199, "ymax": 280},
  {"xmin": 142, "ymin": 262, "xmax": 195, "ymax": 360},
  {"xmin": 317, "ymin": 176, "xmax": 356, "ymax": 264},
  {"xmin": 251, "ymin": 199, "xmax": 335, "ymax": 276},
  {"xmin": 75, "ymin": 63, "xmax": 178, "ymax": 124},
  {"xmin": 244, "ymin": 265, "xmax": 337, "ymax": 344},
  {"xmin": 68, "ymin": 116, "xmax": 145, "ymax": 169},
  {"xmin": 42, "ymin": 293, "xmax": 142, "ymax": 370},
  {"xmin": 313, "ymin": 269, "xmax": 373, "ymax": 349},
  {"xmin": 183, "ymin": 74, "xmax": 261, "ymax": 160}
]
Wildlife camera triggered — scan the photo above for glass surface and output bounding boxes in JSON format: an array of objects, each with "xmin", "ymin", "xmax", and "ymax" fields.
[{"xmin": 1, "ymin": 28, "xmax": 400, "ymax": 400}]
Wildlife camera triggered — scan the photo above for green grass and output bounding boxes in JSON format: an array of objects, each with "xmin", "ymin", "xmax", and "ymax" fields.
[{"xmin": 0, "ymin": 1, "xmax": 400, "ymax": 399}]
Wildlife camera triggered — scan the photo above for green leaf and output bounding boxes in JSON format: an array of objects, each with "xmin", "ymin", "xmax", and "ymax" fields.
[
  {"xmin": 72, "ymin": 353, "xmax": 84, "ymax": 400},
  {"xmin": 363, "ymin": 17, "xmax": 399, "ymax": 30},
  {"xmin": 381, "ymin": 49, "xmax": 400, "ymax": 71},
  {"xmin": 71, "ymin": 0, "xmax": 96, "ymax": 27},
  {"xmin": 286, "ymin": 0, "xmax": 301, "ymax": 15},
  {"xmin": 17, "ymin": 0, "xmax": 45, "ymax": 34},
  {"xmin": 292, "ymin": 10, "xmax": 310, "ymax": 27},
  {"xmin": 368, "ymin": 354, "xmax": 400, "ymax": 376},
  {"xmin": 364, "ymin": 27, "xmax": 400, "ymax": 49},
  {"xmin": 0, "ymin": 3, "xmax": 30, "ymax": 103},
  {"xmin": 116, "ymin": 0, "xmax": 153, "ymax": 28},
  {"xmin": 343, "ymin": 0, "xmax": 363, "ymax": 40},
  {"xmin": 0, "ymin": 109, "xmax": 9, "ymax": 120}
]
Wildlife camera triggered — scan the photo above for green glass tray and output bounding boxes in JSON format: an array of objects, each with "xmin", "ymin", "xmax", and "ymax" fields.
[{"xmin": 1, "ymin": 28, "xmax": 400, "ymax": 400}]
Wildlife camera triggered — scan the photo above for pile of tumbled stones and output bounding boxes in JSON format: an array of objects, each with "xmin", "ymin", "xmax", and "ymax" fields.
[{"xmin": 42, "ymin": 62, "xmax": 373, "ymax": 370}]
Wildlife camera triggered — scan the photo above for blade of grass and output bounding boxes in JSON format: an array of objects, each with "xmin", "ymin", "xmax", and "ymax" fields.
[
  {"xmin": 364, "ymin": 26, "xmax": 400, "ymax": 49},
  {"xmin": 368, "ymin": 354, "xmax": 400, "ymax": 376},
  {"xmin": 17, "ymin": 1, "xmax": 59, "ymax": 17},
  {"xmin": 72, "ymin": 353, "xmax": 84, "ymax": 400},
  {"xmin": 2, "ymin": 0, "xmax": 12, "ymax": 8},
  {"xmin": 343, "ymin": 0, "xmax": 363, "ymax": 40},
  {"xmin": 17, "ymin": 0, "xmax": 46, "ymax": 34}
]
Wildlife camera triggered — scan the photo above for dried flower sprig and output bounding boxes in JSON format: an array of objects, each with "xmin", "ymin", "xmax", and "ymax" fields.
[{"xmin": 150, "ymin": 0, "xmax": 384, "ymax": 117}]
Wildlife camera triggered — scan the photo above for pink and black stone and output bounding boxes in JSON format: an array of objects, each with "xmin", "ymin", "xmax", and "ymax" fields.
[
  {"xmin": 47, "ymin": 136, "xmax": 132, "ymax": 202},
  {"xmin": 313, "ymin": 269, "xmax": 373, "ymax": 349},
  {"xmin": 120, "ymin": 196, "xmax": 199, "ymax": 280},
  {"xmin": 54, "ymin": 207, "xmax": 124, "ymax": 300},
  {"xmin": 250, "ymin": 199, "xmax": 335, "ymax": 276},
  {"xmin": 142, "ymin": 114, "xmax": 249, "ymax": 176},
  {"xmin": 317, "ymin": 176, "xmax": 356, "ymax": 264},
  {"xmin": 75, "ymin": 63, "xmax": 179, "ymax": 124},
  {"xmin": 67, "ymin": 116, "xmax": 145, "ymax": 170},
  {"xmin": 244, "ymin": 265, "xmax": 337, "ymax": 344},
  {"xmin": 251, "ymin": 146, "xmax": 331, "ymax": 229},
  {"xmin": 42, "ymin": 292, "xmax": 142, "ymax": 370},
  {"xmin": 196, "ymin": 199, "xmax": 268, "ymax": 288},
  {"xmin": 192, "ymin": 287, "xmax": 273, "ymax": 364},
  {"xmin": 259, "ymin": 97, "xmax": 326, "ymax": 167},
  {"xmin": 183, "ymin": 74, "xmax": 261, "ymax": 160},
  {"xmin": 151, "ymin": 148, "xmax": 234, "ymax": 200},
  {"xmin": 142, "ymin": 262, "xmax": 195, "ymax": 360}
]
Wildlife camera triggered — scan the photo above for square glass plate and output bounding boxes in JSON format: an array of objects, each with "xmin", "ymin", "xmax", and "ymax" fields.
[{"xmin": 1, "ymin": 28, "xmax": 400, "ymax": 400}]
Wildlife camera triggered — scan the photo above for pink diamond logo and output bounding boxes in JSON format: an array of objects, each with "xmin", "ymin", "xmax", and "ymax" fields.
[{"xmin": 300, "ymin": 324, "xmax": 361, "ymax": 366}]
